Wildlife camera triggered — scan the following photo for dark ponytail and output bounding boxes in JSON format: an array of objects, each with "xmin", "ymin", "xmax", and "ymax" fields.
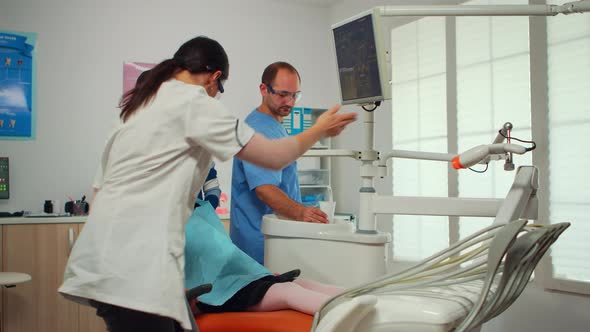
[{"xmin": 119, "ymin": 36, "xmax": 229, "ymax": 122}]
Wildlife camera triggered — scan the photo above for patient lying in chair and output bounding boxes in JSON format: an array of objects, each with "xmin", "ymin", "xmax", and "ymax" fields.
[{"xmin": 185, "ymin": 200, "xmax": 343, "ymax": 316}]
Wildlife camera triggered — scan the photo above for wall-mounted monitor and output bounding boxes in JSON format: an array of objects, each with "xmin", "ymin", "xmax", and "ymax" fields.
[
  {"xmin": 332, "ymin": 8, "xmax": 391, "ymax": 105},
  {"xmin": 0, "ymin": 157, "xmax": 9, "ymax": 199}
]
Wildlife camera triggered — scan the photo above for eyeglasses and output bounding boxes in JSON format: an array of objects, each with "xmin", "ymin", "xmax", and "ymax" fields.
[{"xmin": 266, "ymin": 84, "xmax": 301, "ymax": 102}]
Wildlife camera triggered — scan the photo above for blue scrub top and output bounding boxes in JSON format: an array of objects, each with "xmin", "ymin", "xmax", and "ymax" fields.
[{"xmin": 230, "ymin": 109, "xmax": 301, "ymax": 264}]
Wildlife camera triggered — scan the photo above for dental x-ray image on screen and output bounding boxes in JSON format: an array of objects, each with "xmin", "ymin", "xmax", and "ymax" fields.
[{"xmin": 332, "ymin": 8, "xmax": 390, "ymax": 105}]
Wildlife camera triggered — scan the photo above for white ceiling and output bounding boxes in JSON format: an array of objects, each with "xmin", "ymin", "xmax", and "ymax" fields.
[
  {"xmin": 271, "ymin": 0, "xmax": 466, "ymax": 9},
  {"xmin": 271, "ymin": 0, "xmax": 344, "ymax": 8}
]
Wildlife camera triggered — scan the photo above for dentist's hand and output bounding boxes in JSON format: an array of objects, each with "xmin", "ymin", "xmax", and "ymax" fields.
[
  {"xmin": 256, "ymin": 185, "xmax": 329, "ymax": 223},
  {"xmin": 300, "ymin": 206, "xmax": 329, "ymax": 224}
]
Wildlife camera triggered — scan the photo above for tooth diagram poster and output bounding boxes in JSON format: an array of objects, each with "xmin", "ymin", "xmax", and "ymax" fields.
[{"xmin": 0, "ymin": 30, "xmax": 37, "ymax": 139}]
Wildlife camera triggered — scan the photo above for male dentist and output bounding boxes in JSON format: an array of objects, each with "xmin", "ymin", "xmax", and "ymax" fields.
[{"xmin": 230, "ymin": 62, "xmax": 328, "ymax": 264}]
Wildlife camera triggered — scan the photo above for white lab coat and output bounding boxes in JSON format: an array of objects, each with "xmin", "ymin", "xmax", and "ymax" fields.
[{"xmin": 58, "ymin": 80, "xmax": 254, "ymax": 330}]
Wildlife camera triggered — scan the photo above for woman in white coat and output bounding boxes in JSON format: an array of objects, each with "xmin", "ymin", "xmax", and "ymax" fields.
[{"xmin": 58, "ymin": 36, "xmax": 356, "ymax": 332}]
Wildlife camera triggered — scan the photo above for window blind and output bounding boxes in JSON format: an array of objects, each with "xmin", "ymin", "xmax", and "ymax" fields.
[
  {"xmin": 456, "ymin": 0, "xmax": 531, "ymax": 238},
  {"xmin": 546, "ymin": 2, "xmax": 590, "ymax": 286},
  {"xmin": 391, "ymin": 17, "xmax": 449, "ymax": 261},
  {"xmin": 389, "ymin": 1, "xmax": 590, "ymax": 294}
]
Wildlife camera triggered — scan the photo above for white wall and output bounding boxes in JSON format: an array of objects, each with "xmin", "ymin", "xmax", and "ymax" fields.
[
  {"xmin": 328, "ymin": 1, "xmax": 590, "ymax": 332},
  {"xmin": 0, "ymin": 0, "xmax": 336, "ymax": 213}
]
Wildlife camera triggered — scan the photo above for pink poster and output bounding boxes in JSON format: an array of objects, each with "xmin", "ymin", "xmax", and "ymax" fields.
[{"xmin": 123, "ymin": 62, "xmax": 155, "ymax": 94}]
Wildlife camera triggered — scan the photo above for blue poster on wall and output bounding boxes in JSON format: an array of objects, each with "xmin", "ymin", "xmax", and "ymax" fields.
[{"xmin": 0, "ymin": 31, "xmax": 37, "ymax": 139}]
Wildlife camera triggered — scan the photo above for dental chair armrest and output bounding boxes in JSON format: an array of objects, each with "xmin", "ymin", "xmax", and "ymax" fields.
[{"xmin": 186, "ymin": 283, "xmax": 213, "ymax": 301}]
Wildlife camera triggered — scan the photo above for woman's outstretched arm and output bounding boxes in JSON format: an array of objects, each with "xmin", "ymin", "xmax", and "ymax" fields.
[{"xmin": 236, "ymin": 105, "xmax": 356, "ymax": 170}]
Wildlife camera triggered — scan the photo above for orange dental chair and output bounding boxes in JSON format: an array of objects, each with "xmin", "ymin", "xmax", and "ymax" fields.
[
  {"xmin": 186, "ymin": 284, "xmax": 313, "ymax": 332},
  {"xmin": 195, "ymin": 310, "xmax": 313, "ymax": 332}
]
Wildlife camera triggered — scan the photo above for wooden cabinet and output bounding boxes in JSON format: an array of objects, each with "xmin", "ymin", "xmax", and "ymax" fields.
[
  {"xmin": 0, "ymin": 223, "xmax": 106, "ymax": 332},
  {"xmin": 78, "ymin": 305, "xmax": 107, "ymax": 332}
]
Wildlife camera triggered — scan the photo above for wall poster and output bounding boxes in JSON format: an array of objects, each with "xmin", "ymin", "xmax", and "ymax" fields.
[
  {"xmin": 123, "ymin": 61, "xmax": 155, "ymax": 95},
  {"xmin": 0, "ymin": 30, "xmax": 37, "ymax": 139}
]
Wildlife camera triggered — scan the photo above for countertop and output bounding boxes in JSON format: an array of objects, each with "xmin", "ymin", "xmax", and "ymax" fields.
[
  {"xmin": 0, "ymin": 213, "xmax": 230, "ymax": 225},
  {"xmin": 0, "ymin": 216, "xmax": 87, "ymax": 225}
]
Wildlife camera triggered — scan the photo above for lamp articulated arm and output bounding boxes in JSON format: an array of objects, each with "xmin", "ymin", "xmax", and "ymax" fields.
[{"xmin": 378, "ymin": 0, "xmax": 590, "ymax": 17}]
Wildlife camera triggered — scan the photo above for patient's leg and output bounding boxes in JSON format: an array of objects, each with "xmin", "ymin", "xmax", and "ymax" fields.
[
  {"xmin": 248, "ymin": 282, "xmax": 330, "ymax": 315},
  {"xmin": 293, "ymin": 278, "xmax": 344, "ymax": 296}
]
